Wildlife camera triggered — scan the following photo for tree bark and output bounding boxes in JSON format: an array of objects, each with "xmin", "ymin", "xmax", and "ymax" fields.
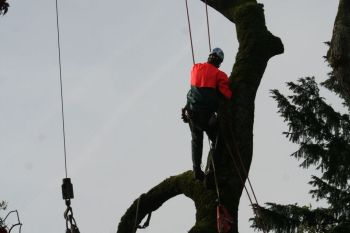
[
  {"xmin": 117, "ymin": 1, "xmax": 283, "ymax": 232},
  {"xmin": 327, "ymin": 0, "xmax": 350, "ymax": 101}
]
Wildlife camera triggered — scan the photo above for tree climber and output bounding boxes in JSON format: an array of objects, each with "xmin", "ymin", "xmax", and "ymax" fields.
[{"xmin": 182, "ymin": 48, "xmax": 232, "ymax": 181}]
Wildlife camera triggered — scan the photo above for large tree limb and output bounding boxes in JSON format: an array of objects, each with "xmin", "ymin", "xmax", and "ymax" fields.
[{"xmin": 117, "ymin": 171, "xmax": 218, "ymax": 233}]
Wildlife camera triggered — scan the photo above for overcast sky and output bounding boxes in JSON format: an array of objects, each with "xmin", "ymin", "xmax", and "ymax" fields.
[{"xmin": 0, "ymin": 0, "xmax": 339, "ymax": 232}]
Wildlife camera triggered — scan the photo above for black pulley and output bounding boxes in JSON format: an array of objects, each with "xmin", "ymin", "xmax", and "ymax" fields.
[{"xmin": 62, "ymin": 178, "xmax": 74, "ymax": 200}]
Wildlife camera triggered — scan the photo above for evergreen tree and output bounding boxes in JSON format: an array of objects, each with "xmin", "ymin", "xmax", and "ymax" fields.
[
  {"xmin": 252, "ymin": 0, "xmax": 350, "ymax": 231},
  {"xmin": 251, "ymin": 67, "xmax": 350, "ymax": 233}
]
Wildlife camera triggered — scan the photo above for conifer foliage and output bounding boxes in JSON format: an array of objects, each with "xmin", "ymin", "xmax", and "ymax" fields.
[
  {"xmin": 252, "ymin": 73, "xmax": 350, "ymax": 232},
  {"xmin": 0, "ymin": 0, "xmax": 9, "ymax": 15}
]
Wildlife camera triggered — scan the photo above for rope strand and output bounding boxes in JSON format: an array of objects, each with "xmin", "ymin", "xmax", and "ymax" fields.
[
  {"xmin": 205, "ymin": 0, "xmax": 212, "ymax": 52},
  {"xmin": 232, "ymin": 136, "xmax": 261, "ymax": 206},
  {"xmin": 208, "ymin": 138, "xmax": 221, "ymax": 203},
  {"xmin": 185, "ymin": 0, "xmax": 195, "ymax": 64},
  {"xmin": 55, "ymin": 0, "xmax": 68, "ymax": 178},
  {"xmin": 229, "ymin": 133, "xmax": 269, "ymax": 233},
  {"xmin": 223, "ymin": 138, "xmax": 267, "ymax": 233},
  {"xmin": 223, "ymin": 140, "xmax": 255, "ymax": 208}
]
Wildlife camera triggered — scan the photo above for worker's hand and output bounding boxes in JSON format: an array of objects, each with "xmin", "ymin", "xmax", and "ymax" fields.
[{"xmin": 181, "ymin": 108, "xmax": 189, "ymax": 123}]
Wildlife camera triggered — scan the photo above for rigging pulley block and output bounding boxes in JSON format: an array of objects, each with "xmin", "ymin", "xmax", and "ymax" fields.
[{"xmin": 62, "ymin": 178, "xmax": 80, "ymax": 233}]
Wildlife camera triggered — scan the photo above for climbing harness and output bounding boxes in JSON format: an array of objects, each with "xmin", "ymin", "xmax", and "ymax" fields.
[
  {"xmin": 0, "ymin": 210, "xmax": 22, "ymax": 233},
  {"xmin": 184, "ymin": 2, "xmax": 268, "ymax": 231},
  {"xmin": 133, "ymin": 196, "xmax": 152, "ymax": 233},
  {"xmin": 54, "ymin": 0, "xmax": 81, "ymax": 232}
]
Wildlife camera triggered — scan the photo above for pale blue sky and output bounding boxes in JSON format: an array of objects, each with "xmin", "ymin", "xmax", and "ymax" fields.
[{"xmin": 0, "ymin": 0, "xmax": 339, "ymax": 232}]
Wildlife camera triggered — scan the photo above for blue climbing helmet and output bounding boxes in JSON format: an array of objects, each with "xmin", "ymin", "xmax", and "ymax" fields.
[{"xmin": 210, "ymin": 47, "xmax": 224, "ymax": 62}]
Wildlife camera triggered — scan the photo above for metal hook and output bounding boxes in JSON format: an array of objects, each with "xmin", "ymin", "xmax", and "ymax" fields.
[{"xmin": 63, "ymin": 200, "xmax": 80, "ymax": 233}]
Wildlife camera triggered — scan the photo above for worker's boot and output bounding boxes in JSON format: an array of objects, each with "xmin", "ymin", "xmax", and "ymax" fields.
[{"xmin": 193, "ymin": 166, "xmax": 205, "ymax": 181}]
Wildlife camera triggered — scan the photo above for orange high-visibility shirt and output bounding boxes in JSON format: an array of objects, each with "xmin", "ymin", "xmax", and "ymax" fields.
[{"xmin": 191, "ymin": 63, "xmax": 232, "ymax": 99}]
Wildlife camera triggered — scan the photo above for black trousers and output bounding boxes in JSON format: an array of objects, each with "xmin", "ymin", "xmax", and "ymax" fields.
[{"xmin": 189, "ymin": 110, "xmax": 217, "ymax": 168}]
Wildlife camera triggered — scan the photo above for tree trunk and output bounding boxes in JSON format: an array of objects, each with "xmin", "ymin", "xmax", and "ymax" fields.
[
  {"xmin": 327, "ymin": 0, "xmax": 350, "ymax": 101},
  {"xmin": 117, "ymin": 1, "xmax": 283, "ymax": 232}
]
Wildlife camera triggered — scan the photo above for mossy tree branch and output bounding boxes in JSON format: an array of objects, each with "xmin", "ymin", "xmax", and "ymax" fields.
[
  {"xmin": 117, "ymin": 0, "xmax": 283, "ymax": 232},
  {"xmin": 117, "ymin": 171, "xmax": 218, "ymax": 233}
]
